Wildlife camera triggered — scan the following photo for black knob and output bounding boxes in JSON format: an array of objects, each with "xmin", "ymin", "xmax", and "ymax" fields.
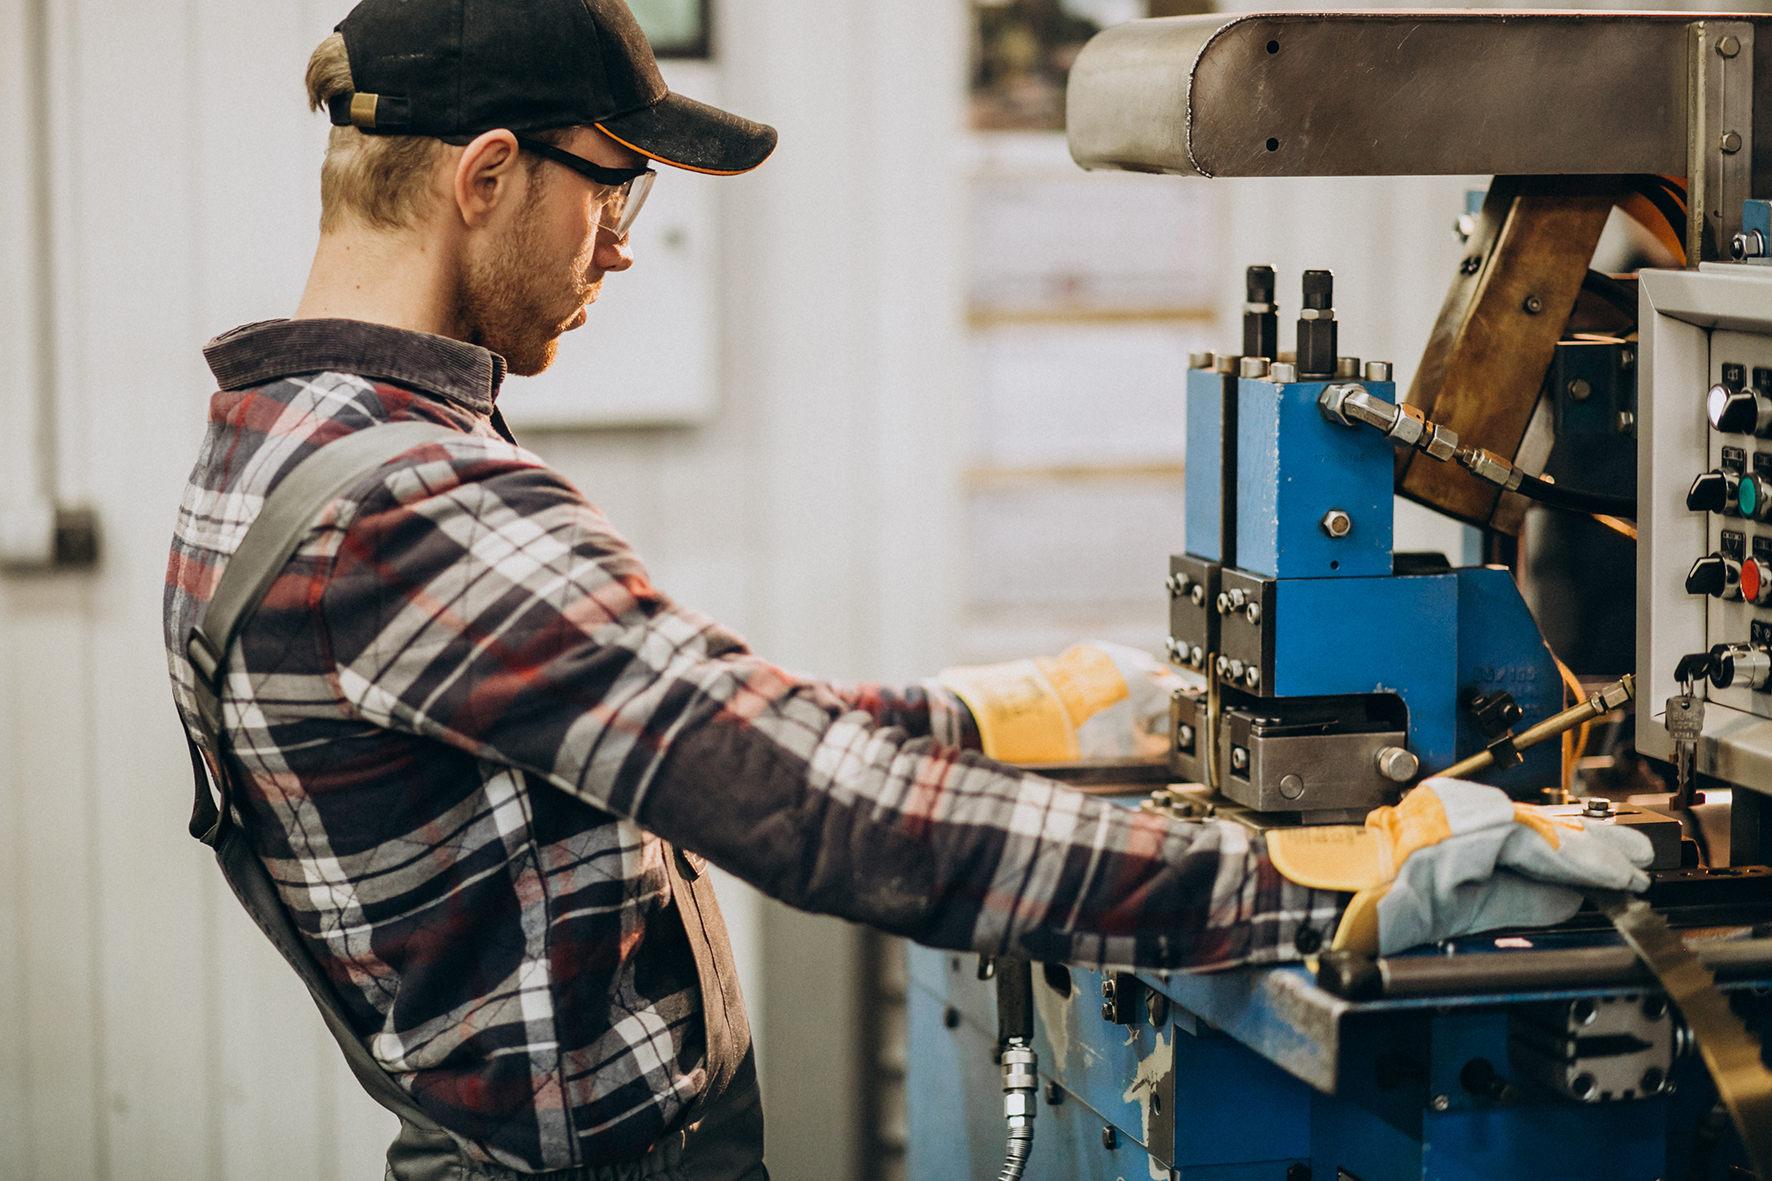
[
  {"xmin": 1246, "ymin": 265, "xmax": 1276, "ymax": 304},
  {"xmin": 1687, "ymin": 554, "xmax": 1739, "ymax": 597},
  {"xmin": 1708, "ymin": 385, "xmax": 1765, "ymax": 434},
  {"xmin": 1689, "ymin": 470, "xmax": 1737, "ymax": 513}
]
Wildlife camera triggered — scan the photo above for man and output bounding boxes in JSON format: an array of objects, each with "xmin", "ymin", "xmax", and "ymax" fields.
[{"xmin": 164, "ymin": 1, "xmax": 1652, "ymax": 1177}]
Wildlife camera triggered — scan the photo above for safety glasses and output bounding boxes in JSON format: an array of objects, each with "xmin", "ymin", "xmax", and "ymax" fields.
[{"xmin": 515, "ymin": 137, "xmax": 657, "ymax": 239}]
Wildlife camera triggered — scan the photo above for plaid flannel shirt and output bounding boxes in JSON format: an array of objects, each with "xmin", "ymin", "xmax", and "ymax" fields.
[{"xmin": 164, "ymin": 318, "xmax": 1343, "ymax": 1172}]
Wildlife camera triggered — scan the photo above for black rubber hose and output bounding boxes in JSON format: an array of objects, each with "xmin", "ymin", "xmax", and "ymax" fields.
[
  {"xmin": 1581, "ymin": 269, "xmax": 1638, "ymax": 321},
  {"xmin": 997, "ymin": 1126, "xmax": 1033, "ymax": 1181},
  {"xmin": 1512, "ymin": 471, "xmax": 1636, "ymax": 520}
]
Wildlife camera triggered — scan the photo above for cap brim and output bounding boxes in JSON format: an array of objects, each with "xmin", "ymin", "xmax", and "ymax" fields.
[
  {"xmin": 597, "ymin": 92, "xmax": 778, "ymax": 176},
  {"xmin": 1266, "ymin": 824, "xmax": 1386, "ymax": 892}
]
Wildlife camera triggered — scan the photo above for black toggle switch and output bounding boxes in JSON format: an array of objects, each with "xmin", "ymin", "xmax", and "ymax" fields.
[
  {"xmin": 1708, "ymin": 384, "xmax": 1772, "ymax": 435},
  {"xmin": 1689, "ymin": 470, "xmax": 1741, "ymax": 514},
  {"xmin": 1687, "ymin": 554, "xmax": 1744, "ymax": 599}
]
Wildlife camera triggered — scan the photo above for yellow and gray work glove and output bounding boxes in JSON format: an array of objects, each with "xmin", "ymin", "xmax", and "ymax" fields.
[
  {"xmin": 1266, "ymin": 778, "xmax": 1653, "ymax": 956},
  {"xmin": 938, "ymin": 641, "xmax": 1182, "ymax": 763}
]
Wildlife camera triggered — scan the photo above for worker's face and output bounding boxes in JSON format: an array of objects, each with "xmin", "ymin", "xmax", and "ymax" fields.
[{"xmin": 458, "ymin": 127, "xmax": 642, "ymax": 376}]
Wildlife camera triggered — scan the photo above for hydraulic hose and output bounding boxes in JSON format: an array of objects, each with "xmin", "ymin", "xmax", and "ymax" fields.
[
  {"xmin": 993, "ymin": 957, "xmax": 1037, "ymax": 1181},
  {"xmin": 1510, "ymin": 470, "xmax": 1638, "ymax": 520}
]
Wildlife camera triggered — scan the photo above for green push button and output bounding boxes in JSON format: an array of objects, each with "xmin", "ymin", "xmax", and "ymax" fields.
[{"xmin": 1743, "ymin": 476, "xmax": 1759, "ymax": 518}]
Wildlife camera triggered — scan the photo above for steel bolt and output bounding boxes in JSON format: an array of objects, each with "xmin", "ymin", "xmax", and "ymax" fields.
[
  {"xmin": 1567, "ymin": 377, "xmax": 1591, "ymax": 401},
  {"xmin": 1722, "ymin": 130, "xmax": 1744, "ymax": 155},
  {"xmin": 1245, "ymin": 602, "xmax": 1262, "ymax": 625},
  {"xmin": 1431, "ymin": 1094, "xmax": 1451, "ymax": 1112},
  {"xmin": 1245, "ymin": 667, "xmax": 1261, "ymax": 689},
  {"xmin": 1227, "ymin": 659, "xmax": 1246, "ymax": 681},
  {"xmin": 1583, "ymin": 796, "xmax": 1612, "ymax": 817},
  {"xmin": 1522, "ymin": 294, "xmax": 1544, "ymax": 315},
  {"xmin": 1320, "ymin": 509, "xmax": 1353, "ymax": 539},
  {"xmin": 1165, "ymin": 637, "xmax": 1181, "ymax": 660},
  {"xmin": 1190, "ymin": 645, "xmax": 1204, "ymax": 667},
  {"xmin": 1166, "ymin": 574, "xmax": 1187, "ymax": 598},
  {"xmin": 1279, "ymin": 773, "xmax": 1304, "ymax": 799},
  {"xmin": 1719, "ymin": 33, "xmax": 1742, "ymax": 57},
  {"xmin": 1177, "ymin": 724, "xmax": 1196, "ymax": 749},
  {"xmin": 1230, "ymin": 745, "xmax": 1250, "ymax": 771},
  {"xmin": 1376, "ymin": 746, "xmax": 1419, "ymax": 782},
  {"xmin": 1616, "ymin": 410, "xmax": 1636, "ymax": 434},
  {"xmin": 1215, "ymin": 655, "xmax": 1230, "ymax": 676},
  {"xmin": 1190, "ymin": 584, "xmax": 1206, "ymax": 607}
]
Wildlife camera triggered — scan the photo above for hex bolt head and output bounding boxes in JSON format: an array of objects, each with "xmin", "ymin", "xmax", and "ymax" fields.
[
  {"xmin": 1522, "ymin": 294, "xmax": 1544, "ymax": 315},
  {"xmin": 1567, "ymin": 377, "xmax": 1591, "ymax": 401},
  {"xmin": 1722, "ymin": 130, "xmax": 1744, "ymax": 155},
  {"xmin": 1320, "ymin": 509, "xmax": 1353, "ymax": 539},
  {"xmin": 1719, "ymin": 32, "xmax": 1742, "ymax": 57}
]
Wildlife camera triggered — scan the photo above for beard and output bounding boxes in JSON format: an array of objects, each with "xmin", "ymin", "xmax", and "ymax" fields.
[{"xmin": 456, "ymin": 188, "xmax": 599, "ymax": 377}]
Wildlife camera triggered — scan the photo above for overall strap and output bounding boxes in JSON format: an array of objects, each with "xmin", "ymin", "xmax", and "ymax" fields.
[
  {"xmin": 185, "ymin": 421, "xmax": 456, "ymax": 844},
  {"xmin": 178, "ymin": 422, "xmax": 470, "ymax": 1178}
]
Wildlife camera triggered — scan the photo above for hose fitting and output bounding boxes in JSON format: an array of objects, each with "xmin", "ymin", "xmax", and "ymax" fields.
[{"xmin": 997, "ymin": 1038, "xmax": 1038, "ymax": 1181}]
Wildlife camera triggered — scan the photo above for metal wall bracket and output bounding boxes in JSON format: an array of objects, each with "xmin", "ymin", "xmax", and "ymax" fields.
[{"xmin": 1689, "ymin": 20, "xmax": 1755, "ymax": 265}]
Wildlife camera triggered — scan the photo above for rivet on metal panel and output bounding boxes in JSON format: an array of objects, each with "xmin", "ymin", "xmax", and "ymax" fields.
[{"xmin": 1523, "ymin": 294, "xmax": 1544, "ymax": 315}]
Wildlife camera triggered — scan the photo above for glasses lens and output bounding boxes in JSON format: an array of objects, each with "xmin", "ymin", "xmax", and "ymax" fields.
[{"xmin": 607, "ymin": 170, "xmax": 656, "ymax": 239}]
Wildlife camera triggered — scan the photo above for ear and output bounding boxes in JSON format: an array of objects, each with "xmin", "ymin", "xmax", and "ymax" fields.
[{"xmin": 453, "ymin": 129, "xmax": 524, "ymax": 229}]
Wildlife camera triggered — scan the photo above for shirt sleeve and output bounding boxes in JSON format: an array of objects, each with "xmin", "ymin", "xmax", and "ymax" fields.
[{"xmin": 316, "ymin": 443, "xmax": 1344, "ymax": 970}]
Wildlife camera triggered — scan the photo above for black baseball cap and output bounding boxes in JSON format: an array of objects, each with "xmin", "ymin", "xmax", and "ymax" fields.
[{"xmin": 327, "ymin": 0, "xmax": 777, "ymax": 176}]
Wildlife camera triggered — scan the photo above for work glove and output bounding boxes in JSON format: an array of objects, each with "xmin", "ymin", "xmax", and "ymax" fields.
[
  {"xmin": 1266, "ymin": 778, "xmax": 1654, "ymax": 956},
  {"xmin": 938, "ymin": 641, "xmax": 1182, "ymax": 763}
]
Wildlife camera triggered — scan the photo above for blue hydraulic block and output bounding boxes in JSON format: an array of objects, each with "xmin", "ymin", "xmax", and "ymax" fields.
[
  {"xmin": 1236, "ymin": 376, "xmax": 1395, "ymax": 579},
  {"xmin": 1185, "ymin": 365, "xmax": 1231, "ymax": 562},
  {"xmin": 1454, "ymin": 566, "xmax": 1562, "ymax": 789},
  {"xmin": 1262, "ymin": 573, "xmax": 1459, "ymax": 771}
]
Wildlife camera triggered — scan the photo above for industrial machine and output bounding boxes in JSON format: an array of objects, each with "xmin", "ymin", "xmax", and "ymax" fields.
[{"xmin": 909, "ymin": 11, "xmax": 1772, "ymax": 1181}]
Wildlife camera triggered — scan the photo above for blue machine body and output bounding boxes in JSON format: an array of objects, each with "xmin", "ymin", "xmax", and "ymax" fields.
[
  {"xmin": 910, "ymin": 317, "xmax": 1602, "ymax": 1180},
  {"xmin": 907, "ymin": 904, "xmax": 1761, "ymax": 1181},
  {"xmin": 1237, "ymin": 377, "xmax": 1395, "ymax": 579}
]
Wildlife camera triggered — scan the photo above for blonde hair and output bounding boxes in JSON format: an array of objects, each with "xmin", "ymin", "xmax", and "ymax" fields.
[{"xmin": 305, "ymin": 32, "xmax": 446, "ymax": 232}]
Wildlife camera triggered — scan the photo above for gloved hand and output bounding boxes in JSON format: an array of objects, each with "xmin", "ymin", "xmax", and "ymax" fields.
[
  {"xmin": 1266, "ymin": 778, "xmax": 1654, "ymax": 956},
  {"xmin": 938, "ymin": 641, "xmax": 1182, "ymax": 763}
]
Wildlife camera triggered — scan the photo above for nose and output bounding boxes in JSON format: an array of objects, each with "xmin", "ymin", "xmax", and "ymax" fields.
[{"xmin": 594, "ymin": 227, "xmax": 634, "ymax": 273}]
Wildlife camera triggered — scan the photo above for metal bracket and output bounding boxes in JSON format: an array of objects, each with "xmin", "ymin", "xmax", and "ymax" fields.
[{"xmin": 1689, "ymin": 20, "xmax": 1755, "ymax": 265}]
